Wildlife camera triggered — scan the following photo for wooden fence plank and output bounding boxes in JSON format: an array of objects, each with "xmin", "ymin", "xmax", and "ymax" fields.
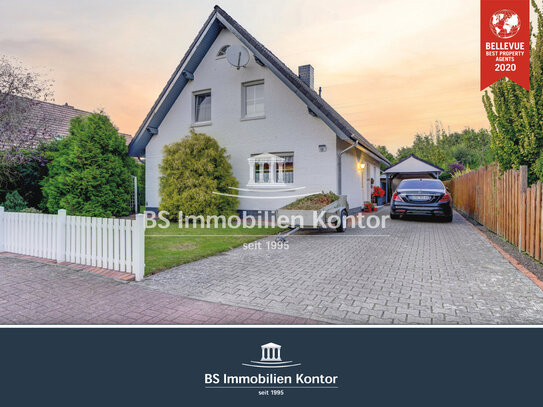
[{"xmin": 450, "ymin": 164, "xmax": 543, "ymax": 260}]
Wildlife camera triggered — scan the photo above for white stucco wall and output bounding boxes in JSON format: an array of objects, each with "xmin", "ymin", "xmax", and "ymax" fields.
[
  {"xmin": 145, "ymin": 29, "xmax": 375, "ymax": 212},
  {"xmin": 337, "ymin": 139, "xmax": 381, "ymax": 210}
]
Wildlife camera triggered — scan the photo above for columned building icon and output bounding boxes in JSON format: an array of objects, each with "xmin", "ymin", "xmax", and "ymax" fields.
[{"xmin": 261, "ymin": 342, "xmax": 282, "ymax": 361}]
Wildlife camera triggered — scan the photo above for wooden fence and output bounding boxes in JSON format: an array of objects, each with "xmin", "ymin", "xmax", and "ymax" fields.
[
  {"xmin": 0, "ymin": 208, "xmax": 145, "ymax": 281},
  {"xmin": 448, "ymin": 165, "xmax": 543, "ymax": 261}
]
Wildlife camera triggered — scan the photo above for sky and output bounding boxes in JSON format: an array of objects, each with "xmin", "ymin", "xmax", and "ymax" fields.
[{"xmin": 0, "ymin": 0, "xmax": 492, "ymax": 153}]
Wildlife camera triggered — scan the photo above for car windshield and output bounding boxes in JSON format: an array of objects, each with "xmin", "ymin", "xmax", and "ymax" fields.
[{"xmin": 399, "ymin": 179, "xmax": 443, "ymax": 190}]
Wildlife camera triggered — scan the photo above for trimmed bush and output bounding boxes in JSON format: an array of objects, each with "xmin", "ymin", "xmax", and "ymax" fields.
[
  {"xmin": 41, "ymin": 113, "xmax": 137, "ymax": 217},
  {"xmin": 159, "ymin": 130, "xmax": 238, "ymax": 220}
]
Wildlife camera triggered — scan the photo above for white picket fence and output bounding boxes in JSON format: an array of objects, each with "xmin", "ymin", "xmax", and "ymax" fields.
[{"xmin": 0, "ymin": 207, "xmax": 145, "ymax": 281}]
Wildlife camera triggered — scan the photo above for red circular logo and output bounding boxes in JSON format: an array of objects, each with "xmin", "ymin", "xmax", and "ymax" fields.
[{"xmin": 489, "ymin": 9, "xmax": 521, "ymax": 39}]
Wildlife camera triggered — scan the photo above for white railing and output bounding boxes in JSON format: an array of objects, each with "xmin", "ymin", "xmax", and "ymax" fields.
[{"xmin": 0, "ymin": 207, "xmax": 145, "ymax": 281}]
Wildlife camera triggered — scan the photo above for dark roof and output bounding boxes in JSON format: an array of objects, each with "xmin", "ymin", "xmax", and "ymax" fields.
[
  {"xmin": 129, "ymin": 5, "xmax": 390, "ymax": 165},
  {"xmin": 383, "ymin": 154, "xmax": 444, "ymax": 173},
  {"xmin": 28, "ymin": 99, "xmax": 91, "ymax": 138},
  {"xmin": 1, "ymin": 97, "xmax": 132, "ymax": 146}
]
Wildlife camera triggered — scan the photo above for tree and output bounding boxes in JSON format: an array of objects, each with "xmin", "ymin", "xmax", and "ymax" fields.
[
  {"xmin": 393, "ymin": 126, "xmax": 494, "ymax": 171},
  {"xmin": 461, "ymin": 128, "xmax": 494, "ymax": 167},
  {"xmin": 0, "ymin": 56, "xmax": 54, "ymax": 182},
  {"xmin": 41, "ymin": 113, "xmax": 137, "ymax": 217},
  {"xmin": 396, "ymin": 146, "xmax": 414, "ymax": 161},
  {"xmin": 159, "ymin": 130, "xmax": 238, "ymax": 220},
  {"xmin": 482, "ymin": 0, "xmax": 543, "ymax": 183},
  {"xmin": 376, "ymin": 145, "xmax": 396, "ymax": 170}
]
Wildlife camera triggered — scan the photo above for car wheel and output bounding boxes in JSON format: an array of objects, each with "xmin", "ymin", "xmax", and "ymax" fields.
[
  {"xmin": 444, "ymin": 214, "xmax": 453, "ymax": 223},
  {"xmin": 390, "ymin": 213, "xmax": 400, "ymax": 220},
  {"xmin": 336, "ymin": 209, "xmax": 347, "ymax": 232}
]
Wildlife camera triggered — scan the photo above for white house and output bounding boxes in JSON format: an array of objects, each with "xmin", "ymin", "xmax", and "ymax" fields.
[{"xmin": 128, "ymin": 6, "xmax": 390, "ymax": 214}]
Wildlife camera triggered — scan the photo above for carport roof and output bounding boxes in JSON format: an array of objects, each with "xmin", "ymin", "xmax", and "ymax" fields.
[{"xmin": 383, "ymin": 154, "xmax": 443, "ymax": 174}]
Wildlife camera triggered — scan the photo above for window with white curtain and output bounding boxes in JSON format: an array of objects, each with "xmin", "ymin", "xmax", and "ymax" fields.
[
  {"xmin": 194, "ymin": 91, "xmax": 211, "ymax": 123},
  {"xmin": 243, "ymin": 81, "xmax": 264, "ymax": 118}
]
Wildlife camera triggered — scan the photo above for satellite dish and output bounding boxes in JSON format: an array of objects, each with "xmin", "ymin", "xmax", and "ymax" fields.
[{"xmin": 226, "ymin": 45, "xmax": 250, "ymax": 70}]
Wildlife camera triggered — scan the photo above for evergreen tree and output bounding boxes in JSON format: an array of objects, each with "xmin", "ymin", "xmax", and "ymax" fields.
[
  {"xmin": 482, "ymin": 0, "xmax": 543, "ymax": 183},
  {"xmin": 41, "ymin": 113, "xmax": 137, "ymax": 217},
  {"xmin": 159, "ymin": 130, "xmax": 238, "ymax": 221}
]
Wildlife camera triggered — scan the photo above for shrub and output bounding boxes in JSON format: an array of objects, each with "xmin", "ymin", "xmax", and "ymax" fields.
[
  {"xmin": 448, "ymin": 162, "xmax": 465, "ymax": 175},
  {"xmin": 2, "ymin": 190, "xmax": 27, "ymax": 212},
  {"xmin": 534, "ymin": 153, "xmax": 543, "ymax": 182},
  {"xmin": 19, "ymin": 207, "xmax": 42, "ymax": 213},
  {"xmin": 439, "ymin": 171, "xmax": 452, "ymax": 181},
  {"xmin": 159, "ymin": 130, "xmax": 238, "ymax": 220},
  {"xmin": 0, "ymin": 141, "xmax": 58, "ymax": 209},
  {"xmin": 41, "ymin": 113, "xmax": 137, "ymax": 217}
]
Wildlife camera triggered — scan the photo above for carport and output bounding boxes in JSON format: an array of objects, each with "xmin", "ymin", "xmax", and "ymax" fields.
[{"xmin": 383, "ymin": 154, "xmax": 443, "ymax": 202}]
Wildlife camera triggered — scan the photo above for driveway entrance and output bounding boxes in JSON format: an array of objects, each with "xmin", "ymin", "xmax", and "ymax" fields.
[{"xmin": 142, "ymin": 209, "xmax": 543, "ymax": 324}]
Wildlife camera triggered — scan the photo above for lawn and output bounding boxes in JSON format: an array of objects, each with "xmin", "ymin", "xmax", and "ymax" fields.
[{"xmin": 145, "ymin": 222, "xmax": 284, "ymax": 275}]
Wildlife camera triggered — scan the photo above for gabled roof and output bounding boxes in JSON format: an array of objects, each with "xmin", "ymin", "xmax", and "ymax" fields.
[
  {"xmin": 0, "ymin": 96, "xmax": 133, "ymax": 148},
  {"xmin": 128, "ymin": 5, "xmax": 390, "ymax": 165},
  {"xmin": 383, "ymin": 154, "xmax": 444, "ymax": 174},
  {"xmin": 27, "ymin": 100, "xmax": 91, "ymax": 139}
]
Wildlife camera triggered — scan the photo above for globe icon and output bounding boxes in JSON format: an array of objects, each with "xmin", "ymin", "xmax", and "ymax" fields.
[{"xmin": 489, "ymin": 9, "xmax": 521, "ymax": 39}]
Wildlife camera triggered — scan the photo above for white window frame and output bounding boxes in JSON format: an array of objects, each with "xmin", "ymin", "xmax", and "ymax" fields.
[
  {"xmin": 216, "ymin": 45, "xmax": 230, "ymax": 59},
  {"xmin": 274, "ymin": 152, "xmax": 294, "ymax": 184},
  {"xmin": 248, "ymin": 152, "xmax": 294, "ymax": 186},
  {"xmin": 192, "ymin": 89, "xmax": 212, "ymax": 126},
  {"xmin": 241, "ymin": 80, "xmax": 265, "ymax": 120}
]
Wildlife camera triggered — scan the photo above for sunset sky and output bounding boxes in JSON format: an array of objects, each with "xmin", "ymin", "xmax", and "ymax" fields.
[{"xmin": 0, "ymin": 0, "xmax": 496, "ymax": 153}]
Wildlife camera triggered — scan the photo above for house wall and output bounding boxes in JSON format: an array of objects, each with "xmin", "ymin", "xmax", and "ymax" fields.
[
  {"xmin": 145, "ymin": 28, "xmax": 381, "ymax": 213},
  {"xmin": 337, "ymin": 139, "xmax": 381, "ymax": 211}
]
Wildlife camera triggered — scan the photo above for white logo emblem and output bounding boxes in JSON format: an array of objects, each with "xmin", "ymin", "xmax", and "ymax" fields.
[{"xmin": 242, "ymin": 342, "xmax": 301, "ymax": 368}]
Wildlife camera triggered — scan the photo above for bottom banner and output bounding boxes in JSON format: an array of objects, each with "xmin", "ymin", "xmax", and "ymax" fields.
[{"xmin": 1, "ymin": 328, "xmax": 541, "ymax": 405}]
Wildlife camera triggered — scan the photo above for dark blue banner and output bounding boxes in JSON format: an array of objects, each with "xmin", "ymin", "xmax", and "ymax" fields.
[{"xmin": 1, "ymin": 328, "xmax": 541, "ymax": 406}]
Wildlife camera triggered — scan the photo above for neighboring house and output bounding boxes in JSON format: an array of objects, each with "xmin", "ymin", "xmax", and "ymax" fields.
[
  {"xmin": 129, "ymin": 6, "xmax": 390, "ymax": 214},
  {"xmin": 383, "ymin": 154, "xmax": 444, "ymax": 201},
  {"xmin": 1, "ymin": 97, "xmax": 132, "ymax": 147}
]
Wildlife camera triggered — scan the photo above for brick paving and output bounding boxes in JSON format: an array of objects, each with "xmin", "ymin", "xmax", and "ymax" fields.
[
  {"xmin": 0, "ymin": 252, "xmax": 135, "ymax": 281},
  {"xmin": 142, "ymin": 209, "xmax": 543, "ymax": 324},
  {"xmin": 0, "ymin": 256, "xmax": 317, "ymax": 325}
]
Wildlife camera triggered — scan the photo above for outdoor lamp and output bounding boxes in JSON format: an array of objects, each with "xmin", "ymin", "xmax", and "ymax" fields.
[{"xmin": 357, "ymin": 163, "xmax": 366, "ymax": 170}]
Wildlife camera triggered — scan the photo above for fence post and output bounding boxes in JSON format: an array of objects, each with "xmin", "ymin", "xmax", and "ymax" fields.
[
  {"xmin": 56, "ymin": 209, "xmax": 67, "ymax": 263},
  {"xmin": 0, "ymin": 206, "xmax": 4, "ymax": 252},
  {"xmin": 519, "ymin": 165, "xmax": 528, "ymax": 252},
  {"xmin": 133, "ymin": 213, "xmax": 145, "ymax": 281}
]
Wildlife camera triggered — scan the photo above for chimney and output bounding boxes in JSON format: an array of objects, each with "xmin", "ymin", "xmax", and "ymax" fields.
[{"xmin": 298, "ymin": 64, "xmax": 314, "ymax": 89}]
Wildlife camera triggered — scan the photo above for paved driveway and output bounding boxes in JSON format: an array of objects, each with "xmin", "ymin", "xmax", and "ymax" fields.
[{"xmin": 142, "ymin": 209, "xmax": 543, "ymax": 324}]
